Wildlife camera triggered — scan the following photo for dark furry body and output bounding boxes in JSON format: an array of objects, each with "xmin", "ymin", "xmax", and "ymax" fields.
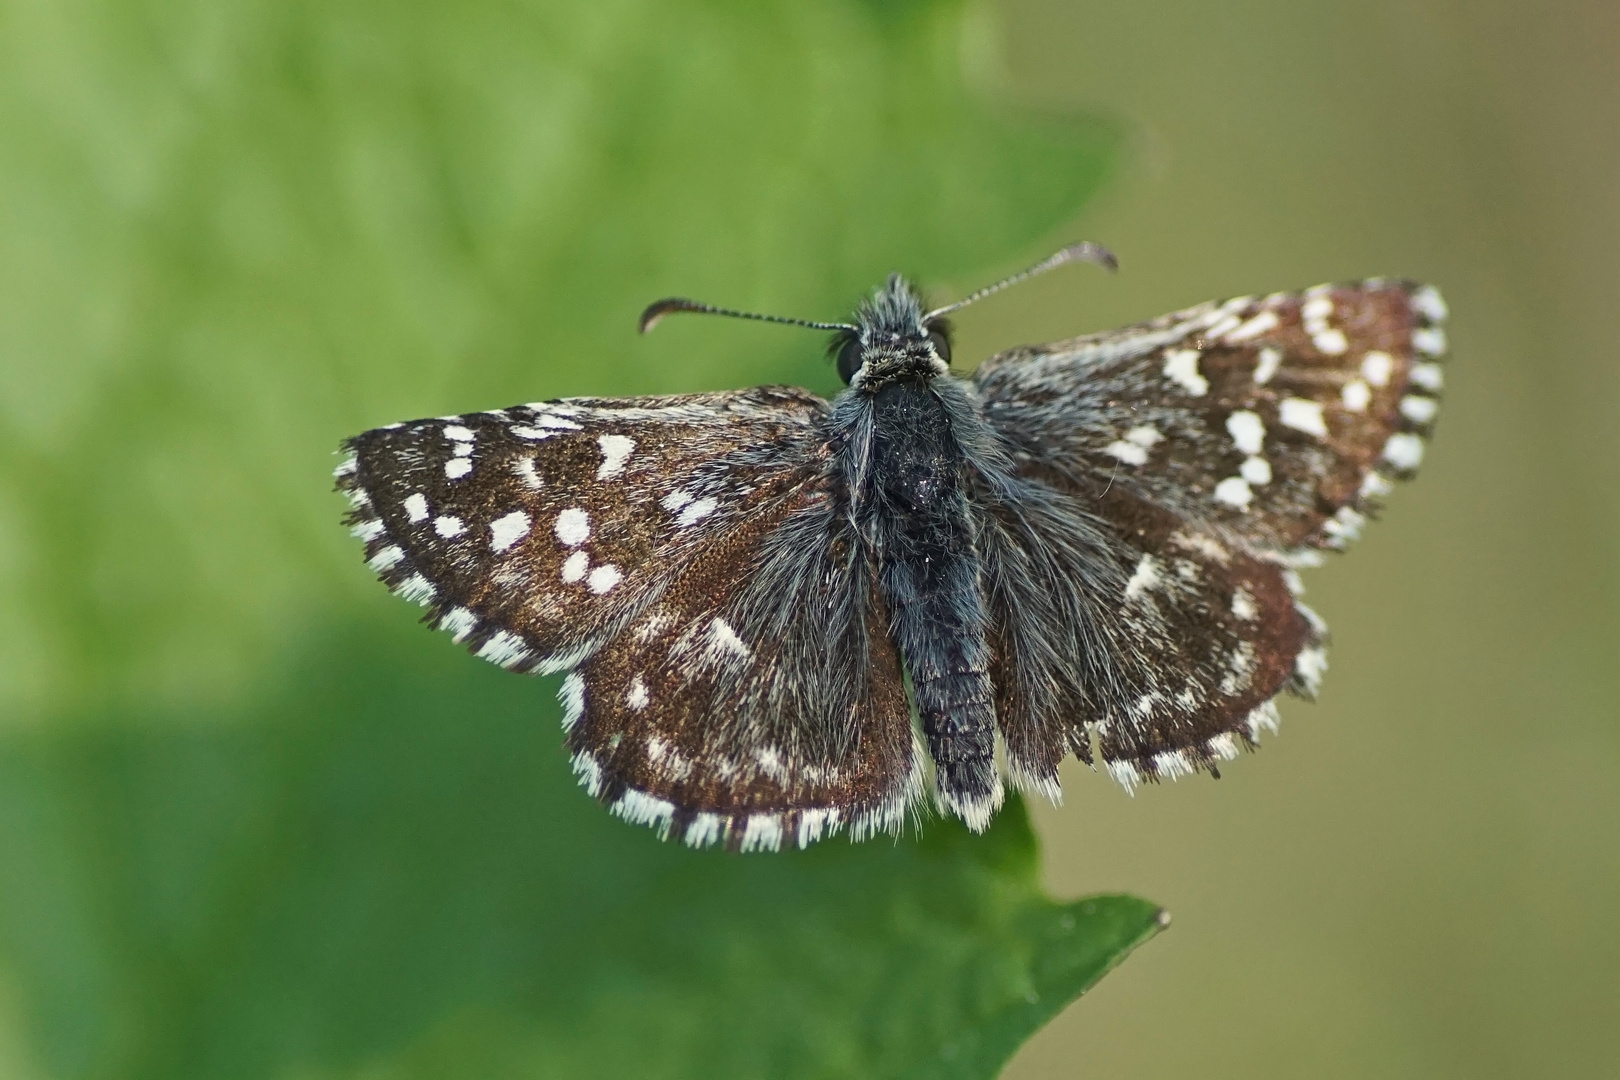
[{"xmin": 855, "ymin": 379, "xmax": 998, "ymax": 808}]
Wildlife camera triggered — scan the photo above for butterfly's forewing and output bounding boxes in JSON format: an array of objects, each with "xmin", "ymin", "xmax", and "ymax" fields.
[
  {"xmin": 973, "ymin": 280, "xmax": 1446, "ymax": 560},
  {"xmin": 336, "ymin": 388, "xmax": 828, "ymax": 675},
  {"xmin": 973, "ymin": 279, "xmax": 1445, "ymax": 785}
]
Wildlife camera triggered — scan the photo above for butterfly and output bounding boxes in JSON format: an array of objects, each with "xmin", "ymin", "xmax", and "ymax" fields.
[{"xmin": 336, "ymin": 243, "xmax": 1447, "ymax": 851}]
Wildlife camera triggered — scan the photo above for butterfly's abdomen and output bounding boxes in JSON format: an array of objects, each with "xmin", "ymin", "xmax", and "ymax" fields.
[{"xmin": 866, "ymin": 381, "xmax": 1001, "ymax": 829}]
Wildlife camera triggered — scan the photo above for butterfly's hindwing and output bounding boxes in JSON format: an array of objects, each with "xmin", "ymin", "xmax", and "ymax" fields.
[
  {"xmin": 336, "ymin": 388, "xmax": 828, "ymax": 675},
  {"xmin": 975, "ymin": 478, "xmax": 1124, "ymax": 796},
  {"xmin": 973, "ymin": 280, "xmax": 1447, "ymax": 561},
  {"xmin": 977, "ymin": 473, "xmax": 1318, "ymax": 792},
  {"xmin": 1080, "ymin": 483, "xmax": 1320, "ymax": 786},
  {"xmin": 566, "ymin": 483, "xmax": 921, "ymax": 851}
]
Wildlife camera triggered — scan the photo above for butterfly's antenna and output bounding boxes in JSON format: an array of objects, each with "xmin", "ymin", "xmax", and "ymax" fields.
[
  {"xmin": 639, "ymin": 297, "xmax": 855, "ymax": 335},
  {"xmin": 923, "ymin": 241, "xmax": 1118, "ymax": 321}
]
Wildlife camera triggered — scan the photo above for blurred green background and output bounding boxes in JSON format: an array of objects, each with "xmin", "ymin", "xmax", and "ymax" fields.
[{"xmin": 2, "ymin": 0, "xmax": 1616, "ymax": 1078}]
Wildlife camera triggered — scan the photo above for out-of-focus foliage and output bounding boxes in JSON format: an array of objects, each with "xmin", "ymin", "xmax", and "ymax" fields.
[
  {"xmin": 0, "ymin": 0, "xmax": 1116, "ymax": 715},
  {"xmin": 0, "ymin": 628, "xmax": 1162, "ymax": 1079},
  {"xmin": 0, "ymin": 0, "xmax": 1154, "ymax": 1077}
]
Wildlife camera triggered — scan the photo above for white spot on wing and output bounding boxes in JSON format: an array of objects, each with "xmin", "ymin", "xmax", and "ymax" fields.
[
  {"xmin": 1301, "ymin": 296, "xmax": 1334, "ymax": 323},
  {"xmin": 1341, "ymin": 379, "xmax": 1371, "ymax": 412},
  {"xmin": 1279, "ymin": 397, "xmax": 1328, "ymax": 437},
  {"xmin": 612, "ymin": 789, "xmax": 675, "ymax": 839},
  {"xmin": 1382, "ymin": 432, "xmax": 1425, "ymax": 470},
  {"xmin": 1253, "ymin": 347, "xmax": 1282, "ymax": 385},
  {"xmin": 477, "ymin": 631, "xmax": 531, "ymax": 670},
  {"xmin": 1409, "ymin": 362, "xmax": 1443, "ymax": 391},
  {"xmin": 1163, "ymin": 349, "xmax": 1208, "ymax": 396},
  {"xmin": 1214, "ymin": 476, "xmax": 1253, "ymax": 509},
  {"xmin": 755, "ymin": 746, "xmax": 788, "ymax": 782},
  {"xmin": 1400, "ymin": 396, "xmax": 1439, "ymax": 424},
  {"xmin": 512, "ymin": 457, "xmax": 543, "ymax": 488},
  {"xmin": 684, "ymin": 812, "xmax": 724, "ymax": 848},
  {"xmin": 1231, "ymin": 588, "xmax": 1259, "ymax": 621},
  {"xmin": 1106, "ymin": 759, "xmax": 1142, "ymax": 794},
  {"xmin": 1123, "ymin": 555, "xmax": 1161, "ymax": 601},
  {"xmin": 570, "ymin": 749, "xmax": 602, "ymax": 794},
  {"xmin": 489, "ymin": 510, "xmax": 532, "ymax": 553},
  {"xmin": 1312, "ymin": 329, "xmax": 1349, "ymax": 355},
  {"xmin": 1226, "ymin": 410, "xmax": 1265, "ymax": 455},
  {"xmin": 561, "ymin": 550, "xmax": 589, "ymax": 583},
  {"xmin": 596, "ymin": 434, "xmax": 636, "ymax": 480},
  {"xmin": 404, "ymin": 493, "xmax": 429, "ymax": 522},
  {"xmin": 632, "ymin": 613, "xmax": 674, "ymax": 644},
  {"xmin": 434, "ymin": 516, "xmax": 465, "ymax": 538},
  {"xmin": 586, "ymin": 564, "xmax": 622, "ymax": 594},
  {"xmin": 1125, "ymin": 425, "xmax": 1162, "ymax": 447},
  {"xmin": 707, "ymin": 617, "xmax": 752, "ymax": 660},
  {"xmin": 1412, "ymin": 327, "xmax": 1447, "ymax": 356},
  {"xmin": 368, "ymin": 545, "xmax": 404, "ymax": 572},
  {"xmin": 509, "ymin": 426, "xmax": 557, "ymax": 441},
  {"xmin": 443, "ymin": 425, "xmax": 475, "ymax": 442},
  {"xmin": 1240, "ymin": 456, "xmax": 1272, "ymax": 485},
  {"xmin": 676, "ymin": 497, "xmax": 718, "ymax": 527},
  {"xmin": 444, "ymin": 458, "xmax": 472, "ymax": 479},
  {"xmin": 394, "ymin": 574, "xmax": 435, "ymax": 605},
  {"xmin": 438, "ymin": 607, "xmax": 478, "ymax": 642},
  {"xmin": 1169, "ymin": 531, "xmax": 1231, "ymax": 565},
  {"xmin": 1360, "ymin": 471, "xmax": 1395, "ymax": 500},
  {"xmin": 555, "ymin": 507, "xmax": 590, "ymax": 546},
  {"xmin": 1412, "ymin": 285, "xmax": 1448, "ymax": 323},
  {"xmin": 1246, "ymin": 701, "xmax": 1282, "ymax": 739},
  {"xmin": 1223, "ymin": 309, "xmax": 1278, "ymax": 342},
  {"xmin": 1153, "ymin": 750, "xmax": 1197, "ymax": 780},
  {"xmin": 626, "ymin": 675, "xmax": 649, "ymax": 711},
  {"xmin": 1104, "ymin": 440, "xmax": 1148, "ymax": 466},
  {"xmin": 1295, "ymin": 646, "xmax": 1328, "ymax": 696},
  {"xmin": 560, "ymin": 673, "xmax": 586, "ymax": 731},
  {"xmin": 1323, "ymin": 506, "xmax": 1366, "ymax": 545},
  {"xmin": 740, "ymin": 815, "xmax": 784, "ymax": 853},
  {"xmin": 1360, "ymin": 351, "xmax": 1394, "ymax": 387}
]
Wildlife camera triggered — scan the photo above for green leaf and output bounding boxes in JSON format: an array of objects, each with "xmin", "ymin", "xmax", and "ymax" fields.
[
  {"xmin": 0, "ymin": 625, "xmax": 1165, "ymax": 1080},
  {"xmin": 0, "ymin": 0, "xmax": 1157, "ymax": 1076}
]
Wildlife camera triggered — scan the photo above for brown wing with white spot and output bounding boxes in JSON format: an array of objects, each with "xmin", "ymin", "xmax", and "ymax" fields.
[
  {"xmin": 563, "ymin": 493, "xmax": 919, "ymax": 851},
  {"xmin": 335, "ymin": 387, "xmax": 830, "ymax": 676},
  {"xmin": 1084, "ymin": 483, "xmax": 1320, "ymax": 787},
  {"xmin": 973, "ymin": 279, "xmax": 1447, "ymax": 561},
  {"xmin": 976, "ymin": 475, "xmax": 1319, "ymax": 794}
]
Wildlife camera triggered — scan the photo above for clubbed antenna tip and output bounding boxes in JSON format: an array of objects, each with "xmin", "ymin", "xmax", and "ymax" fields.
[{"xmin": 925, "ymin": 241, "xmax": 1118, "ymax": 320}]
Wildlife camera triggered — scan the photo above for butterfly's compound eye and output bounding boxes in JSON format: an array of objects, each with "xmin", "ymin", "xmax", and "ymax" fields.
[
  {"xmin": 835, "ymin": 334, "xmax": 864, "ymax": 384},
  {"xmin": 927, "ymin": 327, "xmax": 952, "ymax": 366}
]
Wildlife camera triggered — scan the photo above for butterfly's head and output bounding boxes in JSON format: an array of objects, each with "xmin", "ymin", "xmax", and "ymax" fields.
[
  {"xmin": 637, "ymin": 243, "xmax": 1114, "ymax": 389},
  {"xmin": 834, "ymin": 274, "xmax": 951, "ymax": 389}
]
